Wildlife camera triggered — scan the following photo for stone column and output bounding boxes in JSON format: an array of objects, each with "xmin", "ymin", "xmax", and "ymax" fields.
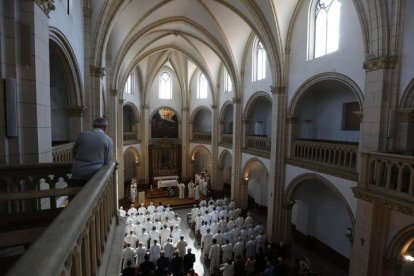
[
  {"xmin": 17, "ymin": 0, "xmax": 56, "ymax": 163},
  {"xmin": 141, "ymin": 104, "xmax": 150, "ymax": 183},
  {"xmin": 286, "ymin": 116, "xmax": 298, "ymax": 159},
  {"xmin": 231, "ymin": 97, "xmax": 243, "ymax": 205},
  {"xmin": 267, "ymin": 86, "xmax": 288, "ymax": 243},
  {"xmin": 181, "ymin": 107, "xmax": 190, "ymax": 179},
  {"xmin": 67, "ymin": 105, "xmax": 87, "ymax": 141},
  {"xmin": 210, "ymin": 104, "xmax": 220, "ymax": 190},
  {"xmin": 115, "ymin": 95, "xmax": 124, "ymax": 200}
]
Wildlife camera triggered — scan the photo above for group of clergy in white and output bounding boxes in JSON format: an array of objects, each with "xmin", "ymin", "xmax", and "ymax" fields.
[
  {"xmin": 119, "ymin": 202, "xmax": 189, "ymax": 270},
  {"xmin": 176, "ymin": 173, "xmax": 209, "ymax": 200},
  {"xmin": 188, "ymin": 196, "xmax": 267, "ymax": 275}
]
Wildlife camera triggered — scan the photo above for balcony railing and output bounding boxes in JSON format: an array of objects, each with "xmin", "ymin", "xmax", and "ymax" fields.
[
  {"xmin": 360, "ymin": 152, "xmax": 414, "ymax": 198},
  {"xmin": 192, "ymin": 131, "xmax": 211, "ymax": 143},
  {"xmin": 244, "ymin": 135, "xmax": 271, "ymax": 158},
  {"xmin": 220, "ymin": 133, "xmax": 233, "ymax": 147},
  {"xmin": 353, "ymin": 152, "xmax": 414, "ymax": 215},
  {"xmin": 288, "ymin": 139, "xmax": 359, "ymax": 180},
  {"xmin": 52, "ymin": 142, "xmax": 74, "ymax": 163},
  {"xmin": 3, "ymin": 162, "xmax": 118, "ymax": 276}
]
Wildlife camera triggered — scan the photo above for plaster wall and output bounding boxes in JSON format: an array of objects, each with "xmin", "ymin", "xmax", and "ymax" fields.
[{"xmin": 399, "ymin": 0, "xmax": 414, "ymax": 100}]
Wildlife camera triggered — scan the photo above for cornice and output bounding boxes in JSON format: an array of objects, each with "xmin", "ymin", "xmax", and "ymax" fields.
[
  {"xmin": 270, "ymin": 86, "xmax": 285, "ymax": 95},
  {"xmin": 110, "ymin": 89, "xmax": 118, "ymax": 96},
  {"xmin": 352, "ymin": 187, "xmax": 414, "ymax": 216},
  {"xmin": 363, "ymin": 56, "xmax": 398, "ymax": 72},
  {"xmin": 231, "ymin": 97, "xmax": 241, "ymax": 104},
  {"xmin": 398, "ymin": 109, "xmax": 414, "ymax": 123},
  {"xmin": 35, "ymin": 0, "xmax": 55, "ymax": 17}
]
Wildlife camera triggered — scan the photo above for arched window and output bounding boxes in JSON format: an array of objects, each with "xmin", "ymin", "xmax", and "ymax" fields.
[
  {"xmin": 224, "ymin": 69, "xmax": 232, "ymax": 93},
  {"xmin": 253, "ymin": 39, "xmax": 266, "ymax": 81},
  {"xmin": 159, "ymin": 72, "xmax": 172, "ymax": 99},
  {"xmin": 124, "ymin": 74, "xmax": 133, "ymax": 94},
  {"xmin": 312, "ymin": 0, "xmax": 341, "ymax": 58},
  {"xmin": 198, "ymin": 73, "xmax": 208, "ymax": 99}
]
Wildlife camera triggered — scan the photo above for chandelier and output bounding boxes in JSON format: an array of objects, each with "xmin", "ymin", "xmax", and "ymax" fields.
[{"xmin": 159, "ymin": 108, "xmax": 175, "ymax": 120}]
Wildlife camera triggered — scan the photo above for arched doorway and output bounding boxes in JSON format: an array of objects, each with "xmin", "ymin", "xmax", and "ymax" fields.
[
  {"xmin": 241, "ymin": 158, "xmax": 269, "ymax": 210},
  {"xmin": 190, "ymin": 146, "xmax": 212, "ymax": 177},
  {"xmin": 218, "ymin": 150, "xmax": 232, "ymax": 191},
  {"xmin": 123, "ymin": 147, "xmax": 140, "ymax": 183},
  {"xmin": 386, "ymin": 224, "xmax": 414, "ymax": 276},
  {"xmin": 285, "ymin": 174, "xmax": 355, "ymax": 272}
]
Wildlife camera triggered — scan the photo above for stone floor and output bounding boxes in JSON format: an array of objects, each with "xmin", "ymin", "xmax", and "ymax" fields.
[{"xmin": 107, "ymin": 207, "xmax": 349, "ymax": 275}]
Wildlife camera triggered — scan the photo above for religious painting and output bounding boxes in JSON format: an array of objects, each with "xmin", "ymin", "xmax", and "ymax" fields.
[{"xmin": 151, "ymin": 107, "xmax": 178, "ymax": 138}]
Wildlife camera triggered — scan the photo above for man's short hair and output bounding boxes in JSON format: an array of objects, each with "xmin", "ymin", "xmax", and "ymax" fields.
[{"xmin": 93, "ymin": 117, "xmax": 108, "ymax": 128}]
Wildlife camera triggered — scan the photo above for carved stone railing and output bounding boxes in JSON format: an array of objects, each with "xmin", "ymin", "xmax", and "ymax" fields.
[
  {"xmin": 287, "ymin": 139, "xmax": 359, "ymax": 180},
  {"xmin": 244, "ymin": 136, "xmax": 271, "ymax": 158},
  {"xmin": 123, "ymin": 131, "xmax": 139, "ymax": 145},
  {"xmin": 354, "ymin": 152, "xmax": 414, "ymax": 215},
  {"xmin": 192, "ymin": 131, "xmax": 211, "ymax": 143},
  {"xmin": 4, "ymin": 162, "xmax": 118, "ymax": 276},
  {"xmin": 52, "ymin": 143, "xmax": 74, "ymax": 163},
  {"xmin": 220, "ymin": 133, "xmax": 233, "ymax": 147}
]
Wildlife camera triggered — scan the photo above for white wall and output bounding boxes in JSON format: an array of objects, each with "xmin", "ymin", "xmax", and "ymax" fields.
[
  {"xmin": 288, "ymin": 0, "xmax": 365, "ymax": 105},
  {"xmin": 297, "ymin": 87, "xmax": 360, "ymax": 142},
  {"xmin": 291, "ymin": 181, "xmax": 353, "ymax": 258},
  {"xmin": 50, "ymin": 0, "xmax": 85, "ymax": 83},
  {"xmin": 247, "ymin": 97, "xmax": 272, "ymax": 136},
  {"xmin": 399, "ymin": 0, "xmax": 414, "ymax": 100}
]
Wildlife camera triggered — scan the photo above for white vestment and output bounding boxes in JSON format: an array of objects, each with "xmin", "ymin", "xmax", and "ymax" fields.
[
  {"xmin": 208, "ymin": 244, "xmax": 221, "ymax": 272},
  {"xmin": 149, "ymin": 243, "xmax": 161, "ymax": 262}
]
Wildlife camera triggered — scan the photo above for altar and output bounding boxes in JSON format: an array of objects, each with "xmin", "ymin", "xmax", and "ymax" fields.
[{"xmin": 154, "ymin": 175, "xmax": 179, "ymax": 188}]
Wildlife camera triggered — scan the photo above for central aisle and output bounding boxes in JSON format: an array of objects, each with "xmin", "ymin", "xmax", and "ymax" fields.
[{"xmin": 174, "ymin": 208, "xmax": 210, "ymax": 276}]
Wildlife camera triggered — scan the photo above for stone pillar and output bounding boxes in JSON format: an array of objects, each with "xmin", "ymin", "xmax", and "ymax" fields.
[
  {"xmin": 181, "ymin": 107, "xmax": 190, "ymax": 179},
  {"xmin": 231, "ymin": 97, "xmax": 243, "ymax": 205},
  {"xmin": 210, "ymin": 104, "xmax": 220, "ymax": 190},
  {"xmin": 286, "ymin": 116, "xmax": 298, "ymax": 159},
  {"xmin": 67, "ymin": 105, "xmax": 86, "ymax": 141},
  {"xmin": 141, "ymin": 104, "xmax": 150, "ymax": 183},
  {"xmin": 115, "ymin": 95, "xmax": 124, "ymax": 200},
  {"xmin": 18, "ymin": 0, "xmax": 56, "ymax": 163},
  {"xmin": 267, "ymin": 86, "xmax": 288, "ymax": 243}
]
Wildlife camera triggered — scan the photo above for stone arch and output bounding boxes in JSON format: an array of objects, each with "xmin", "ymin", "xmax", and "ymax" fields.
[
  {"xmin": 244, "ymin": 91, "xmax": 272, "ymax": 118},
  {"xmin": 190, "ymin": 145, "xmax": 212, "ymax": 176},
  {"xmin": 240, "ymin": 157, "xmax": 270, "ymax": 209},
  {"xmin": 387, "ymin": 223, "xmax": 414, "ymax": 267},
  {"xmin": 288, "ymin": 73, "xmax": 364, "ymax": 117},
  {"xmin": 149, "ymin": 106, "xmax": 181, "ymax": 123},
  {"xmin": 400, "ymin": 77, "xmax": 414, "ymax": 108},
  {"xmin": 123, "ymin": 146, "xmax": 140, "ymax": 187},
  {"xmin": 285, "ymin": 173, "xmax": 356, "ymax": 230}
]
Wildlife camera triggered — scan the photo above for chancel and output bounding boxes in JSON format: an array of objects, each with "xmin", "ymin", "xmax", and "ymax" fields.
[{"xmin": 1, "ymin": 0, "xmax": 414, "ymax": 275}]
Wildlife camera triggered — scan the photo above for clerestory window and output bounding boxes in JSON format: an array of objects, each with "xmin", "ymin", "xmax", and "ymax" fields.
[
  {"xmin": 198, "ymin": 73, "xmax": 208, "ymax": 99},
  {"xmin": 159, "ymin": 72, "xmax": 172, "ymax": 99}
]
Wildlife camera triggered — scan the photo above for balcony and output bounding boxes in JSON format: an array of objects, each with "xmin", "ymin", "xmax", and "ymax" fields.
[
  {"xmin": 192, "ymin": 131, "xmax": 211, "ymax": 144},
  {"xmin": 353, "ymin": 152, "xmax": 414, "ymax": 214},
  {"xmin": 123, "ymin": 131, "xmax": 139, "ymax": 145},
  {"xmin": 220, "ymin": 133, "xmax": 233, "ymax": 148},
  {"xmin": 52, "ymin": 142, "xmax": 74, "ymax": 163},
  {"xmin": 0, "ymin": 162, "xmax": 118, "ymax": 275},
  {"xmin": 288, "ymin": 139, "xmax": 359, "ymax": 180},
  {"xmin": 243, "ymin": 135, "xmax": 271, "ymax": 158}
]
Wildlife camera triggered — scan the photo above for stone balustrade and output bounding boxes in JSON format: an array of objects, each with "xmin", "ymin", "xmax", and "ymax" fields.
[
  {"xmin": 3, "ymin": 162, "xmax": 118, "ymax": 276},
  {"xmin": 293, "ymin": 139, "xmax": 358, "ymax": 170},
  {"xmin": 243, "ymin": 135, "xmax": 271, "ymax": 158},
  {"xmin": 52, "ymin": 142, "xmax": 74, "ymax": 163},
  {"xmin": 360, "ymin": 152, "xmax": 414, "ymax": 197},
  {"xmin": 192, "ymin": 131, "xmax": 212, "ymax": 143}
]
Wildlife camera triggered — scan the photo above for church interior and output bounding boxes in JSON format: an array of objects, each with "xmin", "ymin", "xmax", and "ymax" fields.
[{"xmin": 1, "ymin": 0, "xmax": 414, "ymax": 275}]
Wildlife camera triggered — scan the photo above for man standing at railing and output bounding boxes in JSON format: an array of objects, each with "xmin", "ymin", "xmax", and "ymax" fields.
[{"xmin": 69, "ymin": 117, "xmax": 113, "ymax": 197}]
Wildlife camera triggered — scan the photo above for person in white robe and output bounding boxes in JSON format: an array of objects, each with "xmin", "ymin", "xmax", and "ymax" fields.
[
  {"xmin": 163, "ymin": 238, "xmax": 175, "ymax": 260},
  {"xmin": 147, "ymin": 202, "xmax": 156, "ymax": 214},
  {"xmin": 138, "ymin": 228, "xmax": 150, "ymax": 249},
  {"xmin": 135, "ymin": 242, "xmax": 147, "ymax": 268},
  {"xmin": 172, "ymin": 225, "xmax": 182, "ymax": 244},
  {"xmin": 187, "ymin": 181, "xmax": 195, "ymax": 198},
  {"xmin": 177, "ymin": 182, "xmax": 185, "ymax": 199},
  {"xmin": 208, "ymin": 239, "xmax": 221, "ymax": 274},
  {"xmin": 222, "ymin": 239, "xmax": 233, "ymax": 263},
  {"xmin": 220, "ymin": 261, "xmax": 235, "ymax": 276},
  {"xmin": 245, "ymin": 236, "xmax": 256, "ymax": 258},
  {"xmin": 119, "ymin": 206, "xmax": 126, "ymax": 217},
  {"xmin": 233, "ymin": 237, "xmax": 245, "ymax": 260},
  {"xmin": 194, "ymin": 184, "xmax": 200, "ymax": 200},
  {"xmin": 121, "ymin": 244, "xmax": 136, "ymax": 269},
  {"xmin": 127, "ymin": 204, "xmax": 137, "ymax": 216},
  {"xmin": 138, "ymin": 203, "xmax": 146, "ymax": 215},
  {"xmin": 175, "ymin": 235, "xmax": 188, "ymax": 257},
  {"xmin": 244, "ymin": 212, "xmax": 254, "ymax": 227},
  {"xmin": 156, "ymin": 202, "xmax": 165, "ymax": 213},
  {"xmin": 190, "ymin": 204, "xmax": 199, "ymax": 223},
  {"xmin": 149, "ymin": 239, "xmax": 161, "ymax": 262},
  {"xmin": 124, "ymin": 231, "xmax": 138, "ymax": 248},
  {"xmin": 150, "ymin": 226, "xmax": 160, "ymax": 246},
  {"xmin": 202, "ymin": 229, "xmax": 214, "ymax": 259},
  {"xmin": 213, "ymin": 230, "xmax": 224, "ymax": 246},
  {"xmin": 194, "ymin": 214, "xmax": 203, "ymax": 232},
  {"xmin": 160, "ymin": 224, "xmax": 171, "ymax": 246},
  {"xmin": 130, "ymin": 179, "xmax": 137, "ymax": 203}
]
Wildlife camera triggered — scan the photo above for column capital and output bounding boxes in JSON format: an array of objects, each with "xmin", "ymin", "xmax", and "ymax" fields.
[
  {"xmin": 66, "ymin": 105, "xmax": 87, "ymax": 117},
  {"xmin": 35, "ymin": 0, "xmax": 56, "ymax": 17},
  {"xmin": 211, "ymin": 104, "xmax": 217, "ymax": 110},
  {"xmin": 182, "ymin": 107, "xmax": 189, "ymax": 112},
  {"xmin": 110, "ymin": 89, "xmax": 119, "ymax": 96},
  {"xmin": 232, "ymin": 97, "xmax": 241, "ymax": 104},
  {"xmin": 90, "ymin": 66, "xmax": 105, "ymax": 78},
  {"xmin": 363, "ymin": 56, "xmax": 398, "ymax": 72},
  {"xmin": 286, "ymin": 116, "xmax": 298, "ymax": 124},
  {"xmin": 119, "ymin": 99, "xmax": 125, "ymax": 105},
  {"xmin": 141, "ymin": 104, "xmax": 149, "ymax": 110},
  {"xmin": 270, "ymin": 85, "xmax": 286, "ymax": 95}
]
